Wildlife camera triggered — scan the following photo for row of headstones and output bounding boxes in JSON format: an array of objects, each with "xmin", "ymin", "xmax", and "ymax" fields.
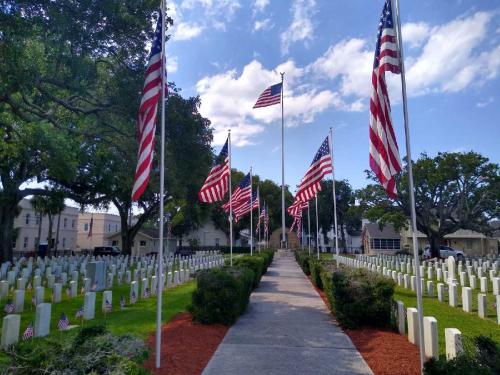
[
  {"xmin": 337, "ymin": 255, "xmax": 500, "ymax": 325},
  {"xmin": 2, "ymin": 255, "xmax": 224, "ymax": 314},
  {"xmin": 355, "ymin": 254, "xmax": 500, "ymax": 298},
  {"xmin": 0, "ymin": 254, "xmax": 224, "ymax": 348}
]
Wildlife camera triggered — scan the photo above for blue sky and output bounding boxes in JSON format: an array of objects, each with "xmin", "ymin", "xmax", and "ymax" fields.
[{"xmin": 165, "ymin": 0, "xmax": 500, "ymax": 192}]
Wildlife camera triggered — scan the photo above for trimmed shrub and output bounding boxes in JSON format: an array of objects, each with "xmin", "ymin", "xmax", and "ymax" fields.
[
  {"xmin": 294, "ymin": 251, "xmax": 311, "ymax": 275},
  {"xmin": 320, "ymin": 269, "xmax": 334, "ymax": 308},
  {"xmin": 329, "ymin": 267, "xmax": 395, "ymax": 329},
  {"xmin": 255, "ymin": 250, "xmax": 274, "ymax": 273},
  {"xmin": 191, "ymin": 267, "xmax": 254, "ymax": 325},
  {"xmin": 234, "ymin": 256, "xmax": 264, "ymax": 289},
  {"xmin": 309, "ymin": 259, "xmax": 323, "ymax": 289}
]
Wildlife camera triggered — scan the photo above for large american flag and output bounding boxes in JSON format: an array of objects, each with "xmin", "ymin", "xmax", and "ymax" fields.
[
  {"xmin": 198, "ymin": 138, "xmax": 230, "ymax": 203},
  {"xmin": 222, "ymin": 173, "xmax": 252, "ymax": 213},
  {"xmin": 234, "ymin": 188, "xmax": 259, "ymax": 222},
  {"xmin": 288, "ymin": 199, "xmax": 307, "ymax": 232},
  {"xmin": 369, "ymin": 0, "xmax": 402, "ymax": 199},
  {"xmin": 132, "ymin": 13, "xmax": 164, "ymax": 201},
  {"xmin": 253, "ymin": 82, "xmax": 282, "ymax": 108},
  {"xmin": 256, "ymin": 202, "xmax": 266, "ymax": 234},
  {"xmin": 295, "ymin": 137, "xmax": 333, "ymax": 202}
]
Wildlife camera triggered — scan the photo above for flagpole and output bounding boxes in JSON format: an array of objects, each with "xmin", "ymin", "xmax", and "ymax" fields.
[
  {"xmin": 329, "ymin": 128, "xmax": 339, "ymax": 267},
  {"xmin": 280, "ymin": 72, "xmax": 286, "ymax": 250},
  {"xmin": 250, "ymin": 167, "xmax": 253, "ymax": 256},
  {"xmin": 307, "ymin": 202, "xmax": 311, "ymax": 255},
  {"xmin": 315, "ymin": 195, "xmax": 319, "ymax": 260},
  {"xmin": 258, "ymin": 194, "xmax": 261, "ymax": 252},
  {"xmin": 228, "ymin": 130, "xmax": 233, "ymax": 266},
  {"xmin": 392, "ymin": 0, "xmax": 424, "ymax": 371},
  {"xmin": 155, "ymin": 1, "xmax": 166, "ymax": 369}
]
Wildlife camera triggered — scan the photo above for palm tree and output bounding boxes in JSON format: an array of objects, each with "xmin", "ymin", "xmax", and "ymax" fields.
[
  {"xmin": 30, "ymin": 196, "xmax": 45, "ymax": 252},
  {"xmin": 30, "ymin": 193, "xmax": 65, "ymax": 256}
]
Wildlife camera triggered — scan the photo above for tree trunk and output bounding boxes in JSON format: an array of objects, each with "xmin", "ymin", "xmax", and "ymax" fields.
[
  {"xmin": 428, "ymin": 234, "xmax": 442, "ymax": 258},
  {"xmin": 36, "ymin": 214, "xmax": 42, "ymax": 251},
  {"xmin": 47, "ymin": 214, "xmax": 54, "ymax": 257},
  {"xmin": 0, "ymin": 196, "xmax": 20, "ymax": 263},
  {"xmin": 54, "ymin": 213, "xmax": 61, "ymax": 256},
  {"xmin": 121, "ymin": 230, "xmax": 133, "ymax": 256}
]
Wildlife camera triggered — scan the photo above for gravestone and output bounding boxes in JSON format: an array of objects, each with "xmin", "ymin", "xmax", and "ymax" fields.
[
  {"xmin": 462, "ymin": 287, "xmax": 472, "ymax": 313},
  {"xmin": 1, "ymin": 314, "xmax": 20, "ymax": 349},
  {"xmin": 102, "ymin": 291, "xmax": 112, "ymax": 312},
  {"xmin": 13, "ymin": 290, "xmax": 25, "ymax": 312},
  {"xmin": 0, "ymin": 281, "xmax": 8, "ymax": 298},
  {"xmin": 437, "ymin": 283, "xmax": 444, "ymax": 302},
  {"xmin": 427, "ymin": 281, "xmax": 434, "ymax": 297},
  {"xmin": 478, "ymin": 294, "xmax": 487, "ymax": 318},
  {"xmin": 130, "ymin": 281, "xmax": 138, "ymax": 304},
  {"xmin": 34, "ymin": 303, "xmax": 51, "ymax": 337},
  {"xmin": 407, "ymin": 307, "xmax": 419, "ymax": 345},
  {"xmin": 86, "ymin": 262, "xmax": 106, "ymax": 291},
  {"xmin": 69, "ymin": 280, "xmax": 77, "ymax": 298},
  {"xmin": 423, "ymin": 316, "xmax": 438, "ymax": 359},
  {"xmin": 83, "ymin": 292, "xmax": 96, "ymax": 320},
  {"xmin": 449, "ymin": 284, "xmax": 458, "ymax": 307},
  {"xmin": 53, "ymin": 283, "xmax": 62, "ymax": 303},
  {"xmin": 445, "ymin": 328, "xmax": 462, "ymax": 360},
  {"xmin": 16, "ymin": 278, "xmax": 25, "ymax": 290},
  {"xmin": 396, "ymin": 300, "xmax": 405, "ymax": 334},
  {"xmin": 35, "ymin": 286, "xmax": 45, "ymax": 305}
]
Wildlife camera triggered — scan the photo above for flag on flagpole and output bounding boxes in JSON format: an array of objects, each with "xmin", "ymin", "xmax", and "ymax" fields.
[
  {"xmin": 87, "ymin": 214, "xmax": 93, "ymax": 238},
  {"xmin": 253, "ymin": 82, "xmax": 282, "ymax": 108},
  {"xmin": 295, "ymin": 137, "xmax": 333, "ymax": 203},
  {"xmin": 22, "ymin": 323, "xmax": 34, "ymax": 341},
  {"xmin": 222, "ymin": 173, "xmax": 252, "ymax": 213},
  {"xmin": 234, "ymin": 189, "xmax": 259, "ymax": 222},
  {"xmin": 256, "ymin": 202, "xmax": 266, "ymax": 235},
  {"xmin": 264, "ymin": 204, "xmax": 270, "ymax": 237},
  {"xmin": 198, "ymin": 137, "xmax": 230, "ymax": 203},
  {"xmin": 369, "ymin": 0, "xmax": 402, "ymax": 199},
  {"xmin": 132, "ymin": 12, "xmax": 164, "ymax": 201},
  {"xmin": 4, "ymin": 301, "xmax": 14, "ymax": 313}
]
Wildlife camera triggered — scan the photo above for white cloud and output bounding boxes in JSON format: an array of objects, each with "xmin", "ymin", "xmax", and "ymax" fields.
[
  {"xmin": 476, "ymin": 97, "xmax": 494, "ymax": 108},
  {"xmin": 254, "ymin": 18, "xmax": 273, "ymax": 32},
  {"xmin": 173, "ymin": 22, "xmax": 203, "ymax": 40},
  {"xmin": 166, "ymin": 56, "xmax": 178, "ymax": 73},
  {"xmin": 254, "ymin": 0, "xmax": 270, "ymax": 13},
  {"xmin": 196, "ymin": 59, "xmax": 343, "ymax": 146},
  {"xmin": 401, "ymin": 22, "xmax": 430, "ymax": 48},
  {"xmin": 281, "ymin": 0, "xmax": 316, "ymax": 54}
]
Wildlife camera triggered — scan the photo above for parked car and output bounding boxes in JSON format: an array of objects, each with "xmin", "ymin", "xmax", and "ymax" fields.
[
  {"xmin": 93, "ymin": 246, "xmax": 121, "ymax": 257},
  {"xmin": 423, "ymin": 245, "xmax": 465, "ymax": 260}
]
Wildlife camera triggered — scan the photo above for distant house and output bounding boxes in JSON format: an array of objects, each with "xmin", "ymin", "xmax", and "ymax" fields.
[
  {"xmin": 181, "ymin": 220, "xmax": 228, "ymax": 248},
  {"xmin": 107, "ymin": 228, "xmax": 176, "ymax": 257},
  {"xmin": 362, "ymin": 223, "xmax": 401, "ymax": 255}
]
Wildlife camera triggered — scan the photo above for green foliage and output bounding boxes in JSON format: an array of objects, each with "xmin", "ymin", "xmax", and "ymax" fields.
[
  {"xmin": 2, "ymin": 325, "xmax": 149, "ymax": 374},
  {"xmin": 256, "ymin": 250, "xmax": 274, "ymax": 273},
  {"xmin": 309, "ymin": 258, "xmax": 323, "ymax": 289},
  {"xmin": 234, "ymin": 256, "xmax": 265, "ymax": 289},
  {"xmin": 329, "ymin": 268, "xmax": 395, "ymax": 329},
  {"xmin": 191, "ymin": 267, "xmax": 254, "ymax": 325},
  {"xmin": 424, "ymin": 336, "xmax": 500, "ymax": 375},
  {"xmin": 294, "ymin": 251, "xmax": 311, "ymax": 275}
]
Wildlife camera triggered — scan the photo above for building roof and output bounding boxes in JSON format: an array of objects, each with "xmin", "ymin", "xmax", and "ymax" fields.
[{"xmin": 363, "ymin": 223, "xmax": 400, "ymax": 239}]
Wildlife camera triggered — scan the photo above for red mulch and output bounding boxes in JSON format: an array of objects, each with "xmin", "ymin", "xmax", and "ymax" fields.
[
  {"xmin": 308, "ymin": 277, "xmax": 420, "ymax": 375},
  {"xmin": 143, "ymin": 312, "xmax": 228, "ymax": 375}
]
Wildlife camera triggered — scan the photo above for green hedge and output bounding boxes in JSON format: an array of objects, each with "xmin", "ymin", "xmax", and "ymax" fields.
[
  {"xmin": 330, "ymin": 268, "xmax": 395, "ymax": 329},
  {"xmin": 234, "ymin": 256, "xmax": 264, "ymax": 289},
  {"xmin": 309, "ymin": 258, "xmax": 323, "ymax": 289},
  {"xmin": 294, "ymin": 251, "xmax": 311, "ymax": 275},
  {"xmin": 191, "ymin": 267, "xmax": 254, "ymax": 325}
]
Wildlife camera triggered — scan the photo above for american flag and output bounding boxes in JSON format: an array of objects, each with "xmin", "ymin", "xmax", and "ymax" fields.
[
  {"xmin": 120, "ymin": 295, "xmax": 126, "ymax": 309},
  {"xmin": 104, "ymin": 299, "xmax": 112, "ymax": 313},
  {"xmin": 264, "ymin": 204, "xmax": 270, "ymax": 237},
  {"xmin": 198, "ymin": 137, "xmax": 230, "ymax": 203},
  {"xmin": 288, "ymin": 199, "xmax": 307, "ymax": 233},
  {"xmin": 256, "ymin": 202, "xmax": 266, "ymax": 235},
  {"xmin": 22, "ymin": 323, "xmax": 34, "ymax": 341},
  {"xmin": 234, "ymin": 188, "xmax": 259, "ymax": 222},
  {"xmin": 222, "ymin": 173, "xmax": 252, "ymax": 213},
  {"xmin": 57, "ymin": 313, "xmax": 69, "ymax": 330},
  {"xmin": 295, "ymin": 137, "xmax": 333, "ymax": 202},
  {"xmin": 369, "ymin": 0, "xmax": 402, "ymax": 199},
  {"xmin": 132, "ymin": 12, "xmax": 164, "ymax": 201},
  {"xmin": 4, "ymin": 301, "xmax": 14, "ymax": 313},
  {"xmin": 75, "ymin": 307, "xmax": 84, "ymax": 318},
  {"xmin": 253, "ymin": 82, "xmax": 282, "ymax": 108}
]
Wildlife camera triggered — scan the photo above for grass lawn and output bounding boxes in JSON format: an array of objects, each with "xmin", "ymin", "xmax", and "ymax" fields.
[
  {"xmin": 394, "ymin": 285, "xmax": 500, "ymax": 356},
  {"xmin": 1, "ymin": 281, "xmax": 196, "ymax": 340}
]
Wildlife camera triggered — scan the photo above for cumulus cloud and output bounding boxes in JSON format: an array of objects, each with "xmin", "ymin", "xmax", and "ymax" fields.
[
  {"xmin": 281, "ymin": 0, "xmax": 316, "ymax": 54},
  {"xmin": 253, "ymin": 0, "xmax": 270, "ymax": 13},
  {"xmin": 254, "ymin": 18, "xmax": 273, "ymax": 32},
  {"xmin": 196, "ymin": 60, "xmax": 343, "ymax": 146},
  {"xmin": 166, "ymin": 56, "xmax": 178, "ymax": 73},
  {"xmin": 173, "ymin": 22, "xmax": 203, "ymax": 40},
  {"xmin": 401, "ymin": 22, "xmax": 431, "ymax": 48}
]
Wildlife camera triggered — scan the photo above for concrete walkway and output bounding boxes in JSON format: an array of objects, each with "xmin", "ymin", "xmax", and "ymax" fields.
[{"xmin": 202, "ymin": 254, "xmax": 373, "ymax": 375}]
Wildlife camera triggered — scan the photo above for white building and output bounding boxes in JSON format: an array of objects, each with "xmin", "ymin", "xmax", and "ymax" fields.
[
  {"xmin": 181, "ymin": 220, "xmax": 228, "ymax": 248},
  {"xmin": 77, "ymin": 212, "xmax": 123, "ymax": 251},
  {"xmin": 13, "ymin": 198, "xmax": 79, "ymax": 255}
]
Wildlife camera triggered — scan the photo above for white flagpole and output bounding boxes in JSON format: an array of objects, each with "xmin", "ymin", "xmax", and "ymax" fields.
[
  {"xmin": 228, "ymin": 130, "xmax": 233, "ymax": 266},
  {"xmin": 392, "ymin": 0, "xmax": 424, "ymax": 371},
  {"xmin": 329, "ymin": 128, "xmax": 339, "ymax": 267},
  {"xmin": 155, "ymin": 0, "xmax": 166, "ymax": 369},
  {"xmin": 315, "ymin": 195, "xmax": 319, "ymax": 260},
  {"xmin": 250, "ymin": 167, "xmax": 253, "ymax": 256},
  {"xmin": 280, "ymin": 72, "xmax": 286, "ymax": 249},
  {"xmin": 257, "ymin": 188, "xmax": 261, "ymax": 252},
  {"xmin": 307, "ymin": 202, "xmax": 311, "ymax": 255}
]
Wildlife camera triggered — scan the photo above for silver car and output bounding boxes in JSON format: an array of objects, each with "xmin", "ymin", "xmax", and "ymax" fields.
[{"xmin": 424, "ymin": 245, "xmax": 465, "ymax": 260}]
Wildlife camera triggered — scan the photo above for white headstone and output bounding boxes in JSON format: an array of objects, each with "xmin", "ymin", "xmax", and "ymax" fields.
[
  {"xmin": 423, "ymin": 316, "xmax": 438, "ymax": 359},
  {"xmin": 84, "ymin": 292, "xmax": 96, "ymax": 320},
  {"xmin": 480, "ymin": 276, "xmax": 488, "ymax": 293},
  {"xmin": 69, "ymin": 280, "xmax": 77, "ymax": 298},
  {"xmin": 130, "ymin": 281, "xmax": 138, "ymax": 304},
  {"xmin": 396, "ymin": 300, "xmax": 405, "ymax": 335},
  {"xmin": 449, "ymin": 284, "xmax": 458, "ymax": 307},
  {"xmin": 102, "ymin": 290, "xmax": 112, "ymax": 312},
  {"xmin": 437, "ymin": 283, "xmax": 445, "ymax": 302},
  {"xmin": 13, "ymin": 290, "xmax": 25, "ymax": 312},
  {"xmin": 427, "ymin": 281, "xmax": 434, "ymax": 297},
  {"xmin": 478, "ymin": 294, "xmax": 487, "ymax": 319},
  {"xmin": 445, "ymin": 328, "xmax": 462, "ymax": 360},
  {"xmin": 34, "ymin": 303, "xmax": 51, "ymax": 337},
  {"xmin": 53, "ymin": 283, "xmax": 62, "ymax": 303},
  {"xmin": 1, "ymin": 314, "xmax": 20, "ymax": 349},
  {"xmin": 35, "ymin": 286, "xmax": 45, "ymax": 305},
  {"xmin": 461, "ymin": 287, "xmax": 472, "ymax": 313},
  {"xmin": 407, "ymin": 307, "xmax": 420, "ymax": 345}
]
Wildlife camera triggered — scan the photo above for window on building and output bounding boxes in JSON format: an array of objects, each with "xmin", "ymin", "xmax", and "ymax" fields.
[
  {"xmin": 115, "ymin": 224, "xmax": 118, "ymax": 231},
  {"xmin": 72, "ymin": 219, "xmax": 75, "ymax": 228},
  {"xmin": 108, "ymin": 224, "xmax": 111, "ymax": 232},
  {"xmin": 215, "ymin": 238, "xmax": 220, "ymax": 247},
  {"xmin": 112, "ymin": 240, "xmax": 118, "ymax": 246},
  {"xmin": 62, "ymin": 238, "xmax": 66, "ymax": 248},
  {"xmin": 371, "ymin": 238, "xmax": 400, "ymax": 250},
  {"xmin": 23, "ymin": 237, "xmax": 28, "ymax": 248},
  {"xmin": 84, "ymin": 223, "xmax": 89, "ymax": 231},
  {"xmin": 140, "ymin": 240, "xmax": 147, "ymax": 247},
  {"xmin": 63, "ymin": 218, "xmax": 67, "ymax": 228},
  {"xmin": 25, "ymin": 214, "xmax": 30, "ymax": 225}
]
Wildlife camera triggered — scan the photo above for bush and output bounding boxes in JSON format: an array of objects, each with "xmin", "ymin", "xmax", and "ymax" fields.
[
  {"xmin": 294, "ymin": 251, "xmax": 311, "ymax": 275},
  {"xmin": 234, "ymin": 256, "xmax": 264, "ymax": 288},
  {"xmin": 309, "ymin": 259, "xmax": 323, "ymax": 289},
  {"xmin": 255, "ymin": 250, "xmax": 274, "ymax": 273},
  {"xmin": 191, "ymin": 267, "xmax": 254, "ymax": 325},
  {"xmin": 424, "ymin": 336, "xmax": 500, "ymax": 375},
  {"xmin": 329, "ymin": 268, "xmax": 395, "ymax": 329},
  {"xmin": 2, "ymin": 325, "xmax": 149, "ymax": 375},
  {"xmin": 320, "ymin": 269, "xmax": 334, "ymax": 308}
]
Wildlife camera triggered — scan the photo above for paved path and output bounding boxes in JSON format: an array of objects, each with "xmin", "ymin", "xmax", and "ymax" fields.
[{"xmin": 202, "ymin": 254, "xmax": 373, "ymax": 375}]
